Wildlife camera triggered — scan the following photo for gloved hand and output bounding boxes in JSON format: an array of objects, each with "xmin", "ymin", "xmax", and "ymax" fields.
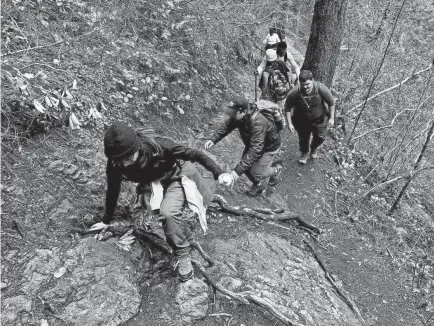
[
  {"xmin": 254, "ymin": 70, "xmax": 259, "ymax": 76},
  {"xmin": 328, "ymin": 118, "xmax": 335, "ymax": 127},
  {"xmin": 89, "ymin": 222, "xmax": 109, "ymax": 232},
  {"xmin": 204, "ymin": 140, "xmax": 214, "ymax": 150}
]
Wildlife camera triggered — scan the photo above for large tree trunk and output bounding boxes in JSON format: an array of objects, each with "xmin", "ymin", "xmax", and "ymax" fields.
[{"xmin": 302, "ymin": 0, "xmax": 348, "ymax": 87}]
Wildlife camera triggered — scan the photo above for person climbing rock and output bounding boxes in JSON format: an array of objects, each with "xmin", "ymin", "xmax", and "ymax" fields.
[
  {"xmin": 285, "ymin": 70, "xmax": 336, "ymax": 164},
  {"xmin": 90, "ymin": 122, "xmax": 228, "ymax": 281},
  {"xmin": 262, "ymin": 27, "xmax": 281, "ymax": 51},
  {"xmin": 205, "ymin": 97, "xmax": 283, "ymax": 196}
]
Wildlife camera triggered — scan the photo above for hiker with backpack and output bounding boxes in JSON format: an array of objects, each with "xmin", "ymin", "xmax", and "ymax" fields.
[
  {"xmin": 90, "ymin": 122, "xmax": 229, "ymax": 281},
  {"xmin": 204, "ymin": 96, "xmax": 283, "ymax": 196},
  {"xmin": 285, "ymin": 70, "xmax": 336, "ymax": 164}
]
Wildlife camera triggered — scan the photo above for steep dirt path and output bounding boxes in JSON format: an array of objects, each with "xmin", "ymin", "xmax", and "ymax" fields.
[{"xmin": 228, "ymin": 68, "xmax": 423, "ymax": 326}]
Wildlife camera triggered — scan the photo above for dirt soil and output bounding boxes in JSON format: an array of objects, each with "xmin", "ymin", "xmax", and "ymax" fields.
[{"xmin": 1, "ymin": 65, "xmax": 424, "ymax": 326}]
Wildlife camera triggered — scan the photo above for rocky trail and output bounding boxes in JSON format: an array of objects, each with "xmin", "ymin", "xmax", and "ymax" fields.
[{"xmin": 1, "ymin": 56, "xmax": 423, "ymax": 326}]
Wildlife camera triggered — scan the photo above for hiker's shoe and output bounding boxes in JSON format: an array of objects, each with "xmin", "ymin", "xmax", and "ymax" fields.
[
  {"xmin": 247, "ymin": 183, "xmax": 265, "ymax": 197},
  {"xmin": 175, "ymin": 256, "xmax": 194, "ymax": 282},
  {"xmin": 269, "ymin": 164, "xmax": 283, "ymax": 186},
  {"xmin": 298, "ymin": 153, "xmax": 309, "ymax": 165},
  {"xmin": 310, "ymin": 149, "xmax": 318, "ymax": 159}
]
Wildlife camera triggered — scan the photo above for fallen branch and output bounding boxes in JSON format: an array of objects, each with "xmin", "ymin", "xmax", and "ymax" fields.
[
  {"xmin": 304, "ymin": 241, "xmax": 366, "ymax": 325},
  {"xmin": 2, "ymin": 41, "xmax": 64, "ymax": 56},
  {"xmin": 191, "ymin": 242, "xmax": 215, "ymax": 267},
  {"xmin": 192, "ymin": 260, "xmax": 304, "ymax": 326},
  {"xmin": 347, "ymin": 64, "xmax": 433, "ymax": 114},
  {"xmin": 212, "ymin": 195, "xmax": 321, "ymax": 235}
]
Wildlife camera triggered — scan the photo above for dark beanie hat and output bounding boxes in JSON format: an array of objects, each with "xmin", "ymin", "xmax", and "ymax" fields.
[
  {"xmin": 277, "ymin": 41, "xmax": 287, "ymax": 50},
  {"xmin": 104, "ymin": 122, "xmax": 140, "ymax": 159},
  {"xmin": 228, "ymin": 96, "xmax": 249, "ymax": 112}
]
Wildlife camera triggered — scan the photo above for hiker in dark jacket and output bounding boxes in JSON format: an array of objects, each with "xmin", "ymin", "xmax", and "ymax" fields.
[
  {"xmin": 285, "ymin": 70, "xmax": 336, "ymax": 164},
  {"xmin": 91, "ymin": 122, "xmax": 225, "ymax": 281},
  {"xmin": 204, "ymin": 97, "xmax": 283, "ymax": 196}
]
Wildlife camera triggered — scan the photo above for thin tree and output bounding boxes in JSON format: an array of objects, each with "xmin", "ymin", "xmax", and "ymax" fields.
[
  {"xmin": 302, "ymin": 0, "xmax": 348, "ymax": 87},
  {"xmin": 389, "ymin": 118, "xmax": 434, "ymax": 214}
]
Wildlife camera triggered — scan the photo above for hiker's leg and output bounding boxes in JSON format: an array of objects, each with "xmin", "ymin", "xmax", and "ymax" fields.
[
  {"xmin": 311, "ymin": 118, "xmax": 328, "ymax": 152},
  {"xmin": 160, "ymin": 181, "xmax": 192, "ymax": 258},
  {"xmin": 294, "ymin": 120, "xmax": 311, "ymax": 154},
  {"xmin": 261, "ymin": 72, "xmax": 269, "ymax": 92},
  {"xmin": 249, "ymin": 150, "xmax": 279, "ymax": 180}
]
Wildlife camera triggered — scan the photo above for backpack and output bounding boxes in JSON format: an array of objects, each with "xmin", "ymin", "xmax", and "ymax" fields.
[
  {"xmin": 296, "ymin": 82, "xmax": 331, "ymax": 118},
  {"xmin": 268, "ymin": 69, "xmax": 290, "ymax": 101},
  {"xmin": 255, "ymin": 100, "xmax": 284, "ymax": 131}
]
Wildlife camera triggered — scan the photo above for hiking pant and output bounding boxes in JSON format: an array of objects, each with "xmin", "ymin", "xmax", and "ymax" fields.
[
  {"xmin": 292, "ymin": 115, "xmax": 328, "ymax": 154},
  {"xmin": 245, "ymin": 148, "xmax": 280, "ymax": 185},
  {"xmin": 160, "ymin": 180, "xmax": 196, "ymax": 258},
  {"xmin": 141, "ymin": 162, "xmax": 212, "ymax": 258}
]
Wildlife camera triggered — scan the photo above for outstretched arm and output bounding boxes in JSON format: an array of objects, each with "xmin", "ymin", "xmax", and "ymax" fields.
[
  {"xmin": 102, "ymin": 160, "xmax": 122, "ymax": 224},
  {"xmin": 157, "ymin": 137, "xmax": 223, "ymax": 179},
  {"xmin": 233, "ymin": 120, "xmax": 266, "ymax": 176},
  {"xmin": 286, "ymin": 51, "xmax": 300, "ymax": 80}
]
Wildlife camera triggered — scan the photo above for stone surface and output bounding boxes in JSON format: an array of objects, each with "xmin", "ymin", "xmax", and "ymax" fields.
[
  {"xmin": 48, "ymin": 199, "xmax": 73, "ymax": 220},
  {"xmin": 22, "ymin": 248, "xmax": 62, "ymax": 296},
  {"xmin": 41, "ymin": 238, "xmax": 141, "ymax": 326},
  {"xmin": 1, "ymin": 295, "xmax": 32, "ymax": 325},
  {"xmin": 208, "ymin": 231, "xmax": 363, "ymax": 326},
  {"xmin": 175, "ymin": 279, "xmax": 209, "ymax": 323}
]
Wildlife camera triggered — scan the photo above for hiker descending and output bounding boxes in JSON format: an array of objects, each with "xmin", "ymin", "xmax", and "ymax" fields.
[
  {"xmin": 262, "ymin": 27, "xmax": 281, "ymax": 51},
  {"xmin": 205, "ymin": 97, "xmax": 283, "ymax": 196},
  {"xmin": 285, "ymin": 70, "xmax": 336, "ymax": 164},
  {"xmin": 90, "ymin": 122, "xmax": 228, "ymax": 281}
]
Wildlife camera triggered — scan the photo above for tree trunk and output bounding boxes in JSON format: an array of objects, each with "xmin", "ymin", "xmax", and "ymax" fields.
[{"xmin": 302, "ymin": 0, "xmax": 348, "ymax": 87}]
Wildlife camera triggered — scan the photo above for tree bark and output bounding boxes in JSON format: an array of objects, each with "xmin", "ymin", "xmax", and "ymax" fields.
[{"xmin": 302, "ymin": 0, "xmax": 348, "ymax": 87}]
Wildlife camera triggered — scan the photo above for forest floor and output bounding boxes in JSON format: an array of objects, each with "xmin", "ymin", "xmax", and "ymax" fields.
[
  {"xmin": 1, "ymin": 67, "xmax": 425, "ymax": 326},
  {"xmin": 1, "ymin": 1, "xmax": 430, "ymax": 324}
]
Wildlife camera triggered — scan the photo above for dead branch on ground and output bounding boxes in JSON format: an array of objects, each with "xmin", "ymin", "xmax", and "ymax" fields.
[
  {"xmin": 192, "ymin": 260, "xmax": 304, "ymax": 326},
  {"xmin": 212, "ymin": 194, "xmax": 321, "ymax": 235},
  {"xmin": 304, "ymin": 241, "xmax": 367, "ymax": 325}
]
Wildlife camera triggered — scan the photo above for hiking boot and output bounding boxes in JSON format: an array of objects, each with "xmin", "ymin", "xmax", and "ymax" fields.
[
  {"xmin": 269, "ymin": 164, "xmax": 283, "ymax": 186},
  {"xmin": 174, "ymin": 256, "xmax": 194, "ymax": 282},
  {"xmin": 247, "ymin": 183, "xmax": 265, "ymax": 197},
  {"xmin": 298, "ymin": 152, "xmax": 309, "ymax": 164},
  {"xmin": 310, "ymin": 149, "xmax": 318, "ymax": 159}
]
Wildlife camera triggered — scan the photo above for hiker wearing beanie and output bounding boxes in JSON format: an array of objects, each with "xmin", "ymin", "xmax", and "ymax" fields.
[
  {"xmin": 91, "ymin": 122, "xmax": 226, "ymax": 281},
  {"xmin": 204, "ymin": 97, "xmax": 283, "ymax": 196},
  {"xmin": 285, "ymin": 70, "xmax": 336, "ymax": 164}
]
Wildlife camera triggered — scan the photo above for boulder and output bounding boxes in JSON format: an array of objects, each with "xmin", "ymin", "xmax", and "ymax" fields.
[
  {"xmin": 1, "ymin": 295, "xmax": 32, "ymax": 325},
  {"xmin": 41, "ymin": 238, "xmax": 141, "ymax": 326}
]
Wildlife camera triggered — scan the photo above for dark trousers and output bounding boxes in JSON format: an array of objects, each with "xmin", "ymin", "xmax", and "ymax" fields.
[{"xmin": 292, "ymin": 115, "xmax": 328, "ymax": 154}]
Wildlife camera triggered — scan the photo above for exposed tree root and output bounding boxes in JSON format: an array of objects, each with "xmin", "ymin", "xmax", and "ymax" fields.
[
  {"xmin": 212, "ymin": 194, "xmax": 321, "ymax": 235},
  {"xmin": 304, "ymin": 241, "xmax": 367, "ymax": 325},
  {"xmin": 192, "ymin": 260, "xmax": 304, "ymax": 326}
]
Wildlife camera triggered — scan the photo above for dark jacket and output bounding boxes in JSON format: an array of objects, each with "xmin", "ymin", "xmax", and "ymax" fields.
[
  {"xmin": 103, "ymin": 135, "xmax": 223, "ymax": 223},
  {"xmin": 211, "ymin": 110, "xmax": 281, "ymax": 176}
]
